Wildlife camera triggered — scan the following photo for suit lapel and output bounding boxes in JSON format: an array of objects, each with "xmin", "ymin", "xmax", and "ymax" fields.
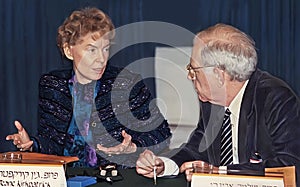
[{"xmin": 238, "ymin": 70, "xmax": 260, "ymax": 163}]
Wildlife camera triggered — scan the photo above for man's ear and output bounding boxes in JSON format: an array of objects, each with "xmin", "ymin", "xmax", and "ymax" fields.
[
  {"xmin": 63, "ymin": 44, "xmax": 73, "ymax": 60},
  {"xmin": 213, "ymin": 67, "xmax": 225, "ymax": 86}
]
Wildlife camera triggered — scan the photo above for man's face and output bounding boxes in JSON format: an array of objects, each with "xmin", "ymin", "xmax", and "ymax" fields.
[
  {"xmin": 68, "ymin": 33, "xmax": 110, "ymax": 84},
  {"xmin": 188, "ymin": 40, "xmax": 225, "ymax": 105}
]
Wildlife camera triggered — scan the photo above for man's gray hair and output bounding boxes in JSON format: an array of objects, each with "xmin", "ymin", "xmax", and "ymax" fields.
[{"xmin": 196, "ymin": 23, "xmax": 257, "ymax": 81}]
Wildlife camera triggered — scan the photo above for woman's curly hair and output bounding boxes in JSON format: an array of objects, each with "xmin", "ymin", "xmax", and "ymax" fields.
[{"xmin": 57, "ymin": 7, "xmax": 115, "ymax": 55}]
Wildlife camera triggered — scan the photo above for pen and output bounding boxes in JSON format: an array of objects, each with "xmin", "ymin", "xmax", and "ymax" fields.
[{"xmin": 153, "ymin": 166, "xmax": 157, "ymax": 185}]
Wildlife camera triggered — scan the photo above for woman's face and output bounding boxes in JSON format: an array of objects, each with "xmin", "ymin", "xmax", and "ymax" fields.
[{"xmin": 66, "ymin": 32, "xmax": 111, "ymax": 84}]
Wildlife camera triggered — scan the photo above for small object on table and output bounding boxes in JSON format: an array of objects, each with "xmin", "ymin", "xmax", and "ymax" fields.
[
  {"xmin": 97, "ymin": 163, "xmax": 123, "ymax": 183},
  {"xmin": 111, "ymin": 169, "xmax": 118, "ymax": 176},
  {"xmin": 106, "ymin": 176, "xmax": 113, "ymax": 184},
  {"xmin": 1, "ymin": 152, "xmax": 22, "ymax": 163},
  {"xmin": 100, "ymin": 169, "xmax": 107, "ymax": 176},
  {"xmin": 67, "ymin": 176, "xmax": 97, "ymax": 187}
]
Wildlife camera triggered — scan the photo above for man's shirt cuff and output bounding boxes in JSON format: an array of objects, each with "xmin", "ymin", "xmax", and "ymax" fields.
[
  {"xmin": 218, "ymin": 166, "xmax": 227, "ymax": 174},
  {"xmin": 158, "ymin": 156, "xmax": 179, "ymax": 177}
]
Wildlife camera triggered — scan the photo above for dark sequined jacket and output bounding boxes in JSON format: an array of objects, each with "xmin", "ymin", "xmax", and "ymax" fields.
[{"xmin": 31, "ymin": 65, "xmax": 172, "ymax": 167}]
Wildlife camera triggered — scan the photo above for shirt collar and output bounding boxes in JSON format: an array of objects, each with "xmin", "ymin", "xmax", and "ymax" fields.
[{"xmin": 228, "ymin": 80, "xmax": 249, "ymax": 118}]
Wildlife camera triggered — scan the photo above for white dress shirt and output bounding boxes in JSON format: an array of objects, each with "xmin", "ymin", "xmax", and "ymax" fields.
[{"xmin": 159, "ymin": 80, "xmax": 249, "ymax": 176}]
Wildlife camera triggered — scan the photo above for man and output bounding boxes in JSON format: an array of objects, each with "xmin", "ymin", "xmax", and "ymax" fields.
[{"xmin": 136, "ymin": 23, "xmax": 300, "ymax": 185}]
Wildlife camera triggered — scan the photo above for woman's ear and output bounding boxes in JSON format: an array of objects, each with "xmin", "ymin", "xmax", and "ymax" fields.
[{"xmin": 63, "ymin": 44, "xmax": 73, "ymax": 60}]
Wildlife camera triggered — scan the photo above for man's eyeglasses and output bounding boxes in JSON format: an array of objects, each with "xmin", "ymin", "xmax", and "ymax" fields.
[{"xmin": 186, "ymin": 63, "xmax": 214, "ymax": 80}]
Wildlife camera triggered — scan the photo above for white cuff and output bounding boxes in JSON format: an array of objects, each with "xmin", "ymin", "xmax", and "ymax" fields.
[
  {"xmin": 218, "ymin": 166, "xmax": 227, "ymax": 174},
  {"xmin": 157, "ymin": 156, "xmax": 179, "ymax": 177}
]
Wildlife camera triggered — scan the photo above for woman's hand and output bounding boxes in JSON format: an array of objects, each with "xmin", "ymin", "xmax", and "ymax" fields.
[
  {"xmin": 96, "ymin": 130, "xmax": 137, "ymax": 155},
  {"xmin": 6, "ymin": 121, "xmax": 33, "ymax": 151}
]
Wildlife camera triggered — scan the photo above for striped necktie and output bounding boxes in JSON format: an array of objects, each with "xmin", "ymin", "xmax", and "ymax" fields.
[{"xmin": 220, "ymin": 108, "xmax": 233, "ymax": 166}]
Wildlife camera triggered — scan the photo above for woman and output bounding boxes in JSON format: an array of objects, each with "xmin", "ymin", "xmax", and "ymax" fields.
[{"xmin": 6, "ymin": 7, "xmax": 171, "ymax": 168}]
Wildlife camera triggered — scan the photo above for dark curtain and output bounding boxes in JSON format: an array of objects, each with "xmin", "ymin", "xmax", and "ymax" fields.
[{"xmin": 0, "ymin": 0, "xmax": 299, "ymax": 152}]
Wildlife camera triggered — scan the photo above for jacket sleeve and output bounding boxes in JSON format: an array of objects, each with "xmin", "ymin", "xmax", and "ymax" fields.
[
  {"xmin": 126, "ymin": 75, "xmax": 172, "ymax": 154},
  {"xmin": 169, "ymin": 102, "xmax": 213, "ymax": 167},
  {"xmin": 97, "ymin": 68, "xmax": 172, "ymax": 155},
  {"xmin": 170, "ymin": 122, "xmax": 209, "ymax": 167},
  {"xmin": 32, "ymin": 73, "xmax": 72, "ymax": 155}
]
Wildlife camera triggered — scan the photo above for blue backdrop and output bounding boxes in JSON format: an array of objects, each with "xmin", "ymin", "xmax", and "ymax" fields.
[{"xmin": 0, "ymin": 0, "xmax": 299, "ymax": 152}]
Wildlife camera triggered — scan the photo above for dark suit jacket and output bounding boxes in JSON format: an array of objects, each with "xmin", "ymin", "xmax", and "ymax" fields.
[
  {"xmin": 31, "ymin": 65, "xmax": 171, "ymax": 167},
  {"xmin": 171, "ymin": 69, "xmax": 300, "ymax": 185}
]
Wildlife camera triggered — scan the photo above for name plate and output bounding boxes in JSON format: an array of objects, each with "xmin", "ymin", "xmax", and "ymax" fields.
[
  {"xmin": 191, "ymin": 173, "xmax": 284, "ymax": 187},
  {"xmin": 0, "ymin": 163, "xmax": 67, "ymax": 187}
]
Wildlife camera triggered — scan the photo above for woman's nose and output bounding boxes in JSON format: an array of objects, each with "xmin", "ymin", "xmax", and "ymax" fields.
[{"xmin": 96, "ymin": 51, "xmax": 105, "ymax": 64}]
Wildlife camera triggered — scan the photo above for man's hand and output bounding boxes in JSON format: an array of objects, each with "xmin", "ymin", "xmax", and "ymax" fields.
[
  {"xmin": 96, "ymin": 130, "xmax": 137, "ymax": 155},
  {"xmin": 6, "ymin": 121, "xmax": 33, "ymax": 151},
  {"xmin": 136, "ymin": 149, "xmax": 164, "ymax": 178},
  {"xmin": 180, "ymin": 160, "xmax": 218, "ymax": 182}
]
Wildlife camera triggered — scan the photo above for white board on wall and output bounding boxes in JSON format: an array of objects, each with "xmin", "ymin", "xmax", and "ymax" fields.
[{"xmin": 155, "ymin": 46, "xmax": 199, "ymax": 148}]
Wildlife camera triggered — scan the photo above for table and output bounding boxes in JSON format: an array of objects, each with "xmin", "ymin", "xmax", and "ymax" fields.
[
  {"xmin": 1, "ymin": 152, "xmax": 188, "ymax": 187},
  {"xmin": 66, "ymin": 167, "xmax": 188, "ymax": 187}
]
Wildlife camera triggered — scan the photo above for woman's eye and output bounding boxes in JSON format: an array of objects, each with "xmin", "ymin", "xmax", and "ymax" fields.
[
  {"xmin": 85, "ymin": 47, "xmax": 99, "ymax": 56},
  {"xmin": 89, "ymin": 48, "xmax": 96, "ymax": 53},
  {"xmin": 103, "ymin": 47, "xmax": 110, "ymax": 52}
]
